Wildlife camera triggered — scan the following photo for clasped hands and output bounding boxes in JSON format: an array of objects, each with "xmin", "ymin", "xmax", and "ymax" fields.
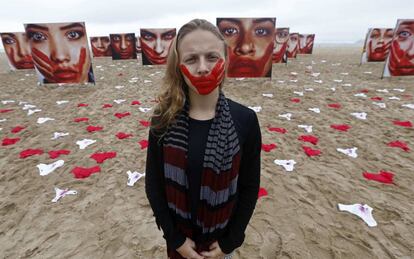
[{"xmin": 176, "ymin": 237, "xmax": 226, "ymax": 259}]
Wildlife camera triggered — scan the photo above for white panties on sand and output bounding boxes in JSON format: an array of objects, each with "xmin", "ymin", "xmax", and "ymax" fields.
[
  {"xmin": 338, "ymin": 203, "xmax": 377, "ymax": 227},
  {"xmin": 37, "ymin": 160, "xmax": 65, "ymax": 176}
]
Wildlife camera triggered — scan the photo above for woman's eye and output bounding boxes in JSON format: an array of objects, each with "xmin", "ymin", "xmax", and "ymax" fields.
[
  {"xmin": 208, "ymin": 55, "xmax": 219, "ymax": 61},
  {"xmin": 163, "ymin": 33, "xmax": 175, "ymax": 40},
  {"xmin": 126, "ymin": 35, "xmax": 134, "ymax": 41},
  {"xmin": 185, "ymin": 57, "xmax": 196, "ymax": 63},
  {"xmin": 222, "ymin": 27, "xmax": 238, "ymax": 36},
  {"xmin": 66, "ymin": 30, "xmax": 82, "ymax": 40},
  {"xmin": 398, "ymin": 30, "xmax": 411, "ymax": 38},
  {"xmin": 143, "ymin": 34, "xmax": 154, "ymax": 41},
  {"xmin": 3, "ymin": 37, "xmax": 15, "ymax": 45},
  {"xmin": 31, "ymin": 32, "xmax": 47, "ymax": 42},
  {"xmin": 255, "ymin": 28, "xmax": 269, "ymax": 36}
]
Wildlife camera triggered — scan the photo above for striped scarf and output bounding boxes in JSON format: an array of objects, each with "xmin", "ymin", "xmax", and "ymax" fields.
[{"xmin": 163, "ymin": 90, "xmax": 241, "ymax": 245}]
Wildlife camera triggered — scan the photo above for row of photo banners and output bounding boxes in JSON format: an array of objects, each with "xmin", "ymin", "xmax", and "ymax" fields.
[
  {"xmin": 2, "ymin": 18, "xmax": 413, "ymax": 84},
  {"xmin": 0, "ymin": 18, "xmax": 317, "ymax": 84}
]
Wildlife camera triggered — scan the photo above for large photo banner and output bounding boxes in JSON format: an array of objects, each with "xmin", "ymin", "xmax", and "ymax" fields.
[
  {"xmin": 383, "ymin": 19, "xmax": 414, "ymax": 77},
  {"xmin": 0, "ymin": 32, "xmax": 34, "ymax": 70},
  {"xmin": 273, "ymin": 27, "xmax": 289, "ymax": 63},
  {"xmin": 110, "ymin": 33, "xmax": 137, "ymax": 60},
  {"xmin": 217, "ymin": 17, "xmax": 276, "ymax": 78},
  {"xmin": 140, "ymin": 28, "xmax": 176, "ymax": 65},
  {"xmin": 287, "ymin": 32, "xmax": 299, "ymax": 58},
  {"xmin": 90, "ymin": 36, "xmax": 112, "ymax": 57},
  {"xmin": 24, "ymin": 22, "xmax": 95, "ymax": 84},
  {"xmin": 298, "ymin": 34, "xmax": 315, "ymax": 54},
  {"xmin": 361, "ymin": 28, "xmax": 394, "ymax": 64}
]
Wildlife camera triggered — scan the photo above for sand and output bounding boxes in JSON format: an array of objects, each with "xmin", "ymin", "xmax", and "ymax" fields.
[{"xmin": 0, "ymin": 46, "xmax": 413, "ymax": 259}]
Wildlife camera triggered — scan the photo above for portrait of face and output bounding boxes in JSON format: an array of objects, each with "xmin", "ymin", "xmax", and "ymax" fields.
[
  {"xmin": 90, "ymin": 36, "xmax": 111, "ymax": 57},
  {"xmin": 273, "ymin": 27, "xmax": 289, "ymax": 63},
  {"xmin": 110, "ymin": 33, "xmax": 137, "ymax": 60},
  {"xmin": 178, "ymin": 29, "xmax": 226, "ymax": 96},
  {"xmin": 24, "ymin": 22, "xmax": 94, "ymax": 84},
  {"xmin": 299, "ymin": 34, "xmax": 315, "ymax": 54},
  {"xmin": 366, "ymin": 28, "xmax": 394, "ymax": 61},
  {"xmin": 1, "ymin": 32, "xmax": 34, "ymax": 70},
  {"xmin": 287, "ymin": 33, "xmax": 299, "ymax": 58},
  {"xmin": 217, "ymin": 18, "xmax": 276, "ymax": 78},
  {"xmin": 385, "ymin": 20, "xmax": 414, "ymax": 76},
  {"xmin": 136, "ymin": 36, "xmax": 142, "ymax": 54},
  {"xmin": 140, "ymin": 28, "xmax": 176, "ymax": 65}
]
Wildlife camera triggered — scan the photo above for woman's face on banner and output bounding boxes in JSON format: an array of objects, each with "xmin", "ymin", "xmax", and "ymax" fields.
[
  {"xmin": 273, "ymin": 28, "xmax": 289, "ymax": 62},
  {"xmin": 299, "ymin": 34, "xmax": 315, "ymax": 53},
  {"xmin": 110, "ymin": 33, "xmax": 136, "ymax": 59},
  {"xmin": 388, "ymin": 21, "xmax": 414, "ymax": 76},
  {"xmin": 217, "ymin": 18, "xmax": 275, "ymax": 77},
  {"xmin": 274, "ymin": 28, "xmax": 289, "ymax": 51},
  {"xmin": 25, "ymin": 22, "xmax": 91, "ymax": 83},
  {"xmin": 287, "ymin": 33, "xmax": 299, "ymax": 56},
  {"xmin": 368, "ymin": 28, "xmax": 394, "ymax": 61},
  {"xmin": 91, "ymin": 36, "xmax": 111, "ymax": 57},
  {"xmin": 1, "ymin": 32, "xmax": 34, "ymax": 69},
  {"xmin": 140, "ymin": 28, "xmax": 176, "ymax": 64}
]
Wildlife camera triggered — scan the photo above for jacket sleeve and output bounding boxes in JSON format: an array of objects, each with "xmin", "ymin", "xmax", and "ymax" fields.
[
  {"xmin": 145, "ymin": 128, "xmax": 187, "ymax": 250},
  {"xmin": 217, "ymin": 110, "xmax": 262, "ymax": 254}
]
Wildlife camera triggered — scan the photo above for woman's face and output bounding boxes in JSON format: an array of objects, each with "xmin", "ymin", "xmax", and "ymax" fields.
[
  {"xmin": 367, "ymin": 28, "xmax": 394, "ymax": 61},
  {"xmin": 178, "ymin": 29, "xmax": 226, "ymax": 95},
  {"xmin": 25, "ymin": 22, "xmax": 92, "ymax": 83},
  {"xmin": 388, "ymin": 20, "xmax": 414, "ymax": 76},
  {"xmin": 1, "ymin": 32, "xmax": 34, "ymax": 69},
  {"xmin": 110, "ymin": 33, "xmax": 136, "ymax": 60},
  {"xmin": 273, "ymin": 28, "xmax": 289, "ymax": 62},
  {"xmin": 217, "ymin": 18, "xmax": 275, "ymax": 77},
  {"xmin": 140, "ymin": 28, "xmax": 176, "ymax": 65},
  {"xmin": 299, "ymin": 34, "xmax": 315, "ymax": 54},
  {"xmin": 287, "ymin": 33, "xmax": 299, "ymax": 58},
  {"xmin": 90, "ymin": 36, "xmax": 111, "ymax": 57}
]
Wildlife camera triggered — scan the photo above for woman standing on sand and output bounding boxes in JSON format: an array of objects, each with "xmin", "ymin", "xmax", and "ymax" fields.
[{"xmin": 145, "ymin": 19, "xmax": 262, "ymax": 259}]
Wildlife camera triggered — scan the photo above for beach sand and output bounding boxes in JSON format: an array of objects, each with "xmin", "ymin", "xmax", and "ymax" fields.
[{"xmin": 0, "ymin": 46, "xmax": 413, "ymax": 258}]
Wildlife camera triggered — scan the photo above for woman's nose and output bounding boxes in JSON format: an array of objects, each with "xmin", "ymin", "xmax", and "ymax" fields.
[
  {"xmin": 236, "ymin": 33, "xmax": 255, "ymax": 55},
  {"xmin": 120, "ymin": 37, "xmax": 128, "ymax": 50},
  {"xmin": 50, "ymin": 37, "xmax": 70, "ymax": 63},
  {"xmin": 197, "ymin": 58, "xmax": 209, "ymax": 75},
  {"xmin": 155, "ymin": 38, "xmax": 164, "ymax": 54}
]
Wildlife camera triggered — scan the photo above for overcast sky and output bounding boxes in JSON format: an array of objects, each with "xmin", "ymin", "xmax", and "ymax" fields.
[{"xmin": 0, "ymin": 0, "xmax": 413, "ymax": 50}]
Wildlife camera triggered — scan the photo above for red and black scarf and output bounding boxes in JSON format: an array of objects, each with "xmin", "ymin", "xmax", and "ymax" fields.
[{"xmin": 163, "ymin": 90, "xmax": 241, "ymax": 257}]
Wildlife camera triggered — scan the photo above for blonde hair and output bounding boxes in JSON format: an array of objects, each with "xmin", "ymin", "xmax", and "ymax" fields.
[{"xmin": 150, "ymin": 19, "xmax": 227, "ymax": 137}]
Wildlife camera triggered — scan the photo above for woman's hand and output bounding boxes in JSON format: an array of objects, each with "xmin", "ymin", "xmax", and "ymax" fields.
[
  {"xmin": 176, "ymin": 237, "xmax": 205, "ymax": 259},
  {"xmin": 200, "ymin": 241, "xmax": 226, "ymax": 259}
]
